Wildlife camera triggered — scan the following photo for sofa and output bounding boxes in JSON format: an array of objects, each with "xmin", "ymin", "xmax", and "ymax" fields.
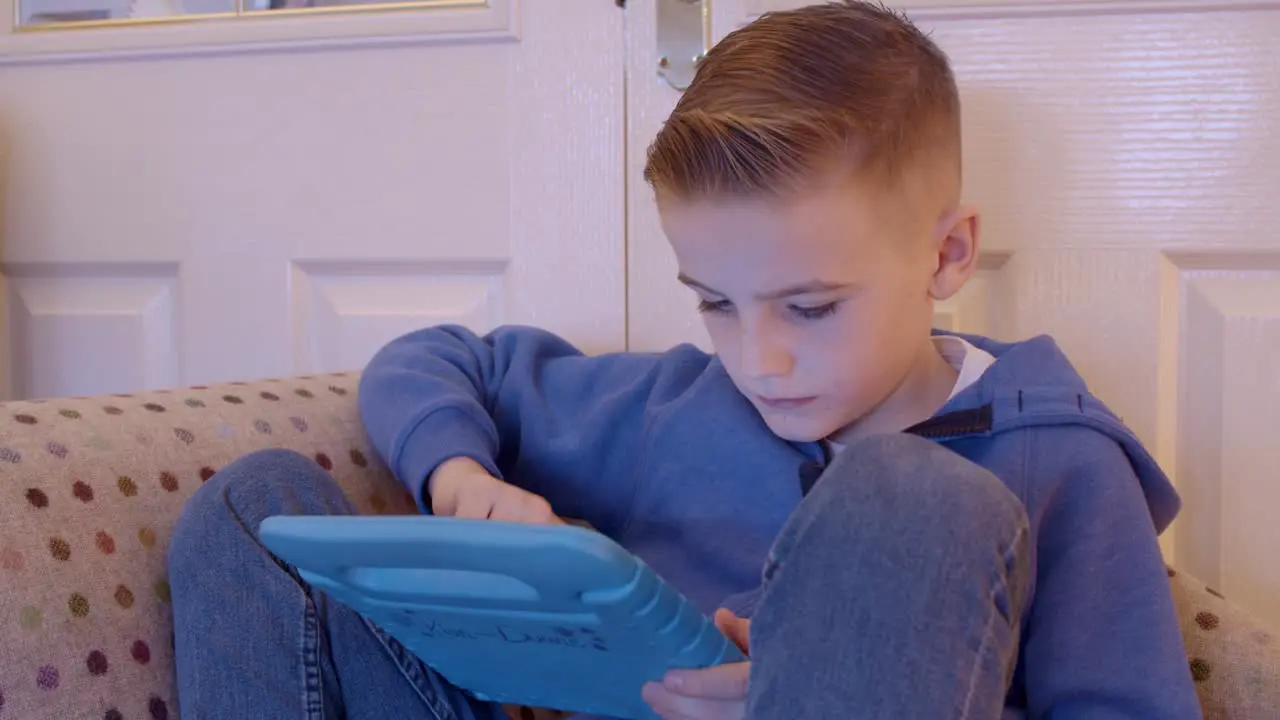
[{"xmin": 0, "ymin": 373, "xmax": 1277, "ymax": 719}]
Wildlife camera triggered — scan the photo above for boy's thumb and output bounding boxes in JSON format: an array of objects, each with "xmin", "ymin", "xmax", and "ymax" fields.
[{"xmin": 714, "ymin": 608, "xmax": 751, "ymax": 655}]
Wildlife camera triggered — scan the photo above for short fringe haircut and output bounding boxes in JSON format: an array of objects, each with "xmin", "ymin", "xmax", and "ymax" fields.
[{"xmin": 644, "ymin": 1, "xmax": 961, "ymax": 199}]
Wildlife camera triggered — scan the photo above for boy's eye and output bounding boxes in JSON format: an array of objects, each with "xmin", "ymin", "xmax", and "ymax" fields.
[
  {"xmin": 789, "ymin": 302, "xmax": 840, "ymax": 320},
  {"xmin": 697, "ymin": 298, "xmax": 733, "ymax": 314}
]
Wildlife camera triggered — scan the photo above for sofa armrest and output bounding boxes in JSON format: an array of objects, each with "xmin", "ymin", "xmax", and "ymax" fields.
[
  {"xmin": 1168, "ymin": 567, "xmax": 1280, "ymax": 718},
  {"xmin": 0, "ymin": 373, "xmax": 415, "ymax": 720}
]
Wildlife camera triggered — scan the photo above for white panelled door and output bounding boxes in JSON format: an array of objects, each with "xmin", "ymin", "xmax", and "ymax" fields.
[
  {"xmin": 625, "ymin": 0, "xmax": 1280, "ymax": 629},
  {"xmin": 0, "ymin": 1, "xmax": 626, "ymax": 401}
]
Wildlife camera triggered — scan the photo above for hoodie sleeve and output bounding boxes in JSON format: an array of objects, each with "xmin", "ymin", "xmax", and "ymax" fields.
[
  {"xmin": 1020, "ymin": 427, "xmax": 1201, "ymax": 719},
  {"xmin": 357, "ymin": 324, "xmax": 697, "ymax": 534}
]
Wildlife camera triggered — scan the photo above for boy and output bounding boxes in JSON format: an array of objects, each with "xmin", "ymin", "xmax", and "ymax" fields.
[{"xmin": 169, "ymin": 2, "xmax": 1202, "ymax": 718}]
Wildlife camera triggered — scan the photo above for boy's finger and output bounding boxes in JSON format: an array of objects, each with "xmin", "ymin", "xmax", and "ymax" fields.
[
  {"xmin": 664, "ymin": 662, "xmax": 750, "ymax": 700},
  {"xmin": 452, "ymin": 492, "xmax": 496, "ymax": 520},
  {"xmin": 518, "ymin": 492, "xmax": 563, "ymax": 524},
  {"xmin": 489, "ymin": 495, "xmax": 533, "ymax": 523},
  {"xmin": 713, "ymin": 608, "xmax": 732, "ymax": 633},
  {"xmin": 489, "ymin": 491, "xmax": 560, "ymax": 525},
  {"xmin": 713, "ymin": 609, "xmax": 750, "ymax": 654},
  {"xmin": 642, "ymin": 682, "xmax": 742, "ymax": 720}
]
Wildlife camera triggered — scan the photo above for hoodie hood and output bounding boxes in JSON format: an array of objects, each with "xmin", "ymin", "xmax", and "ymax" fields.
[{"xmin": 910, "ymin": 331, "xmax": 1180, "ymax": 533}]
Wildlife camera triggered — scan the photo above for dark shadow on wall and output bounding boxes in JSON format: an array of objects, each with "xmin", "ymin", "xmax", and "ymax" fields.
[{"xmin": 0, "ymin": 120, "xmax": 10, "ymax": 401}]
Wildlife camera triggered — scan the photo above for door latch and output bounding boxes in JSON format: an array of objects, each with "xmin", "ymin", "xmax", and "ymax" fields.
[{"xmin": 656, "ymin": 0, "xmax": 710, "ymax": 91}]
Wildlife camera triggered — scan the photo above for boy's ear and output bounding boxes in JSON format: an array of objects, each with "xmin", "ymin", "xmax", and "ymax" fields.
[{"xmin": 928, "ymin": 206, "xmax": 980, "ymax": 302}]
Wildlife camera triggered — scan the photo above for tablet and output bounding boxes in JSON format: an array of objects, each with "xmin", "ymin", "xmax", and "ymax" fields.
[{"xmin": 258, "ymin": 515, "xmax": 747, "ymax": 719}]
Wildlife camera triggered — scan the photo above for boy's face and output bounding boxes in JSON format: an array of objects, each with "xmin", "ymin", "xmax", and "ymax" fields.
[{"xmin": 658, "ymin": 177, "xmax": 976, "ymax": 442}]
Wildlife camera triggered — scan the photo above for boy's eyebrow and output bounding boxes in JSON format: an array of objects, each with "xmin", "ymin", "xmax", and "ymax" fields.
[{"xmin": 677, "ymin": 273, "xmax": 854, "ymax": 300}]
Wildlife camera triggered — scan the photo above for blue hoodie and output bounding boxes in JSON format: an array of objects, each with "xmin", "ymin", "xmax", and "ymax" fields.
[{"xmin": 357, "ymin": 324, "xmax": 1201, "ymax": 719}]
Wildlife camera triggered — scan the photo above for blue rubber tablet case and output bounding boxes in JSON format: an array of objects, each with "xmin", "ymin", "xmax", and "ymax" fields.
[{"xmin": 258, "ymin": 515, "xmax": 746, "ymax": 719}]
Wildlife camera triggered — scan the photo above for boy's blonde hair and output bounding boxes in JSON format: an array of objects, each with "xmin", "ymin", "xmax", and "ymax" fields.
[{"xmin": 644, "ymin": 1, "xmax": 961, "ymax": 200}]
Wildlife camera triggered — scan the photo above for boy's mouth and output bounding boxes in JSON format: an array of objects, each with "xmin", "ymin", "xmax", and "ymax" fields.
[{"xmin": 756, "ymin": 395, "xmax": 817, "ymax": 410}]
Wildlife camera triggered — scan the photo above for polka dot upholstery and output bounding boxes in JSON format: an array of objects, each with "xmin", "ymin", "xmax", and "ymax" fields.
[
  {"xmin": 0, "ymin": 374, "xmax": 1274, "ymax": 719},
  {"xmin": 0, "ymin": 374, "xmax": 564, "ymax": 720},
  {"xmin": 1166, "ymin": 567, "xmax": 1280, "ymax": 718}
]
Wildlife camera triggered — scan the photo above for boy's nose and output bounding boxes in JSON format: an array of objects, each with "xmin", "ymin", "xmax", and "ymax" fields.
[{"xmin": 740, "ymin": 332, "xmax": 794, "ymax": 380}]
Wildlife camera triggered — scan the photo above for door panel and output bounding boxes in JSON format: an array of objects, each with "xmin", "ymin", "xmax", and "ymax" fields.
[
  {"xmin": 625, "ymin": 0, "xmax": 1280, "ymax": 628},
  {"xmin": 0, "ymin": 1, "xmax": 627, "ymax": 398}
]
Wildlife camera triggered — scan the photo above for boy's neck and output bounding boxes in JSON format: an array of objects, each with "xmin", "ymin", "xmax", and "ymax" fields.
[{"xmin": 829, "ymin": 340, "xmax": 959, "ymax": 445}]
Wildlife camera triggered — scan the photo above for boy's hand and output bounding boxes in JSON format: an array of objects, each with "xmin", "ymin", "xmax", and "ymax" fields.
[
  {"xmin": 641, "ymin": 609, "xmax": 752, "ymax": 719},
  {"xmin": 428, "ymin": 457, "xmax": 563, "ymax": 525}
]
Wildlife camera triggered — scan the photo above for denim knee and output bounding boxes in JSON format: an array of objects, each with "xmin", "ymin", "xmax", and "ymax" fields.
[
  {"xmin": 169, "ymin": 448, "xmax": 343, "ymax": 569},
  {"xmin": 208, "ymin": 448, "xmax": 337, "ymax": 498},
  {"xmin": 813, "ymin": 433, "xmax": 1026, "ymax": 533},
  {"xmin": 763, "ymin": 434, "xmax": 1029, "ymax": 586},
  {"xmin": 747, "ymin": 435, "xmax": 1033, "ymax": 720}
]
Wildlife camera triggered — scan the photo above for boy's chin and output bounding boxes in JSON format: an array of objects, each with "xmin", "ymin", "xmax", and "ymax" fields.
[{"xmin": 757, "ymin": 413, "xmax": 839, "ymax": 445}]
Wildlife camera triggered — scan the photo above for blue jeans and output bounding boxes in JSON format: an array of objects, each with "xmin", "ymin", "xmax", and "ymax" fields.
[{"xmin": 169, "ymin": 435, "xmax": 1030, "ymax": 719}]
